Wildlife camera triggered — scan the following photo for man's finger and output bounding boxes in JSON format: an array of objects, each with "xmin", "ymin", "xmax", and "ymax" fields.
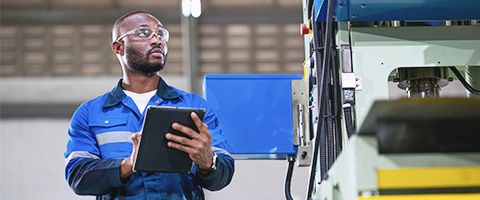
[
  {"xmin": 167, "ymin": 141, "xmax": 195, "ymax": 154},
  {"xmin": 172, "ymin": 123, "xmax": 198, "ymax": 139},
  {"xmin": 191, "ymin": 112, "xmax": 209, "ymax": 133},
  {"xmin": 165, "ymin": 133, "xmax": 196, "ymax": 147},
  {"xmin": 131, "ymin": 132, "xmax": 142, "ymax": 145}
]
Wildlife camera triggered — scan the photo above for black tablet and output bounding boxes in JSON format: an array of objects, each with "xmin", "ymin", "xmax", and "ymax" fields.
[{"xmin": 133, "ymin": 106, "xmax": 206, "ymax": 173}]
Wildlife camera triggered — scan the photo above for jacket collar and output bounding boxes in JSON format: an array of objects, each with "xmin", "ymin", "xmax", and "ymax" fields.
[{"xmin": 103, "ymin": 77, "xmax": 181, "ymax": 108}]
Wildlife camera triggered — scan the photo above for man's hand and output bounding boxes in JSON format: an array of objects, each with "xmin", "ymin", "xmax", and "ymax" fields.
[
  {"xmin": 165, "ymin": 112, "xmax": 214, "ymax": 173},
  {"xmin": 120, "ymin": 132, "xmax": 141, "ymax": 180}
]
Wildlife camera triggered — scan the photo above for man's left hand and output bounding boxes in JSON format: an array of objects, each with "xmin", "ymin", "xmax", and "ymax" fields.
[{"xmin": 165, "ymin": 112, "xmax": 214, "ymax": 173}]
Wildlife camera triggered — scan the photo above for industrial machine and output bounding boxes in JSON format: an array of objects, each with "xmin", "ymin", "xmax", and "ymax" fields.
[
  {"xmin": 203, "ymin": 1, "xmax": 480, "ymax": 200},
  {"xmin": 300, "ymin": 0, "xmax": 480, "ymax": 199}
]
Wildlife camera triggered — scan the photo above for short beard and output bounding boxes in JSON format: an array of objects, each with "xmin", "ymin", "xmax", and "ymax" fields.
[{"xmin": 125, "ymin": 47, "xmax": 167, "ymax": 75}]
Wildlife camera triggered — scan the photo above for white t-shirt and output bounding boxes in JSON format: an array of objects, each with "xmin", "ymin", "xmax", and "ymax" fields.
[{"xmin": 123, "ymin": 89, "xmax": 157, "ymax": 114}]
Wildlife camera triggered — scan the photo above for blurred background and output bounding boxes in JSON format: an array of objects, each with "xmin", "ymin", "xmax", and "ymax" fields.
[{"xmin": 0, "ymin": 0, "xmax": 309, "ymax": 199}]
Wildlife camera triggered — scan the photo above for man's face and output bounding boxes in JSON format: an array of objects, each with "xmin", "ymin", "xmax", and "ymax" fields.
[{"xmin": 118, "ymin": 14, "xmax": 168, "ymax": 75}]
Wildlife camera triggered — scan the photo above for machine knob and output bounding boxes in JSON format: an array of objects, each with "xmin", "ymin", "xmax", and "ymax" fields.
[{"xmin": 300, "ymin": 23, "xmax": 311, "ymax": 36}]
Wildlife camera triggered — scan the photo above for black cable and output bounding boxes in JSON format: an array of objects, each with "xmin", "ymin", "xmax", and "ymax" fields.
[
  {"xmin": 307, "ymin": 20, "xmax": 326, "ymax": 200},
  {"xmin": 285, "ymin": 156, "xmax": 295, "ymax": 200},
  {"xmin": 449, "ymin": 67, "xmax": 480, "ymax": 95},
  {"xmin": 343, "ymin": 104, "xmax": 356, "ymax": 138},
  {"xmin": 320, "ymin": 0, "xmax": 337, "ymax": 178},
  {"xmin": 331, "ymin": 45, "xmax": 343, "ymax": 159},
  {"xmin": 307, "ymin": 0, "xmax": 336, "ymax": 198},
  {"xmin": 326, "ymin": 70, "xmax": 335, "ymax": 169}
]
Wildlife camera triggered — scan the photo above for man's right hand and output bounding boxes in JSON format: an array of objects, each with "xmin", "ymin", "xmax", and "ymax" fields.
[{"xmin": 120, "ymin": 132, "xmax": 142, "ymax": 180}]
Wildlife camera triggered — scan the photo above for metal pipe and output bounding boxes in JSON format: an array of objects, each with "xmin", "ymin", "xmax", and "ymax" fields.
[
  {"xmin": 396, "ymin": 67, "xmax": 449, "ymax": 98},
  {"xmin": 405, "ymin": 78, "xmax": 441, "ymax": 98},
  {"xmin": 466, "ymin": 66, "xmax": 480, "ymax": 98},
  {"xmin": 181, "ymin": 15, "xmax": 199, "ymax": 93}
]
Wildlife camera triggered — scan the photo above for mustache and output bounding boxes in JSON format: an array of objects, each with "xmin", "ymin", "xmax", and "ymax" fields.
[{"xmin": 147, "ymin": 46, "xmax": 165, "ymax": 56}]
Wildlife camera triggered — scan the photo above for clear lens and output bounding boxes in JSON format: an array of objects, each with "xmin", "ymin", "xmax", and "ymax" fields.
[
  {"xmin": 134, "ymin": 29, "xmax": 153, "ymax": 38},
  {"xmin": 126, "ymin": 28, "xmax": 169, "ymax": 42},
  {"xmin": 158, "ymin": 29, "xmax": 170, "ymax": 42}
]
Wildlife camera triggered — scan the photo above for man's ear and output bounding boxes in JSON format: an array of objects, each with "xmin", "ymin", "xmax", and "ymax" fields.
[{"xmin": 111, "ymin": 41, "xmax": 124, "ymax": 55}]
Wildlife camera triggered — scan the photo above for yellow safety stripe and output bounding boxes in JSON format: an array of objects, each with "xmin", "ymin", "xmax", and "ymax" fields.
[
  {"xmin": 377, "ymin": 167, "xmax": 480, "ymax": 189},
  {"xmin": 358, "ymin": 193, "xmax": 480, "ymax": 200}
]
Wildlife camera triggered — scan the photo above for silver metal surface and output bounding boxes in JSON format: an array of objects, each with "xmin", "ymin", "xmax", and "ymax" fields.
[
  {"xmin": 466, "ymin": 66, "xmax": 480, "ymax": 98},
  {"xmin": 341, "ymin": 73, "xmax": 357, "ymax": 89},
  {"xmin": 292, "ymin": 79, "xmax": 309, "ymax": 143},
  {"xmin": 396, "ymin": 67, "xmax": 449, "ymax": 98},
  {"xmin": 292, "ymin": 79, "xmax": 311, "ymax": 166},
  {"xmin": 297, "ymin": 104, "xmax": 306, "ymax": 146},
  {"xmin": 397, "ymin": 67, "xmax": 449, "ymax": 89},
  {"xmin": 405, "ymin": 78, "xmax": 441, "ymax": 98},
  {"xmin": 341, "ymin": 45, "xmax": 353, "ymax": 73},
  {"xmin": 297, "ymin": 145, "xmax": 312, "ymax": 167}
]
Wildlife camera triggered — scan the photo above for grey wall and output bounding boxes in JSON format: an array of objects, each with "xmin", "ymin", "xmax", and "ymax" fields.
[
  {"xmin": 0, "ymin": 119, "xmax": 91, "ymax": 200},
  {"xmin": 0, "ymin": 76, "xmax": 189, "ymax": 103}
]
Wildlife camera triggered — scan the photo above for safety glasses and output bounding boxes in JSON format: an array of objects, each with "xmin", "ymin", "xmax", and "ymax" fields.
[{"xmin": 116, "ymin": 27, "xmax": 169, "ymax": 43}]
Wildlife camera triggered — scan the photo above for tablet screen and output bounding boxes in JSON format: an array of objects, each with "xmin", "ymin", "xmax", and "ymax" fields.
[{"xmin": 133, "ymin": 106, "xmax": 205, "ymax": 173}]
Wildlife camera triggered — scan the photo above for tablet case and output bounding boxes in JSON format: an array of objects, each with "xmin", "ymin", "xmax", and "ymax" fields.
[{"xmin": 133, "ymin": 106, "xmax": 206, "ymax": 173}]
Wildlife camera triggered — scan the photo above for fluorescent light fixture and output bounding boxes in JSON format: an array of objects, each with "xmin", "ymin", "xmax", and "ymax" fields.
[
  {"xmin": 191, "ymin": 0, "xmax": 202, "ymax": 18},
  {"xmin": 182, "ymin": 0, "xmax": 191, "ymax": 17}
]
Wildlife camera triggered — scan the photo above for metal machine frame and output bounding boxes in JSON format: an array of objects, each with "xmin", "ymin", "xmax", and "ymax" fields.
[
  {"xmin": 302, "ymin": 1, "xmax": 480, "ymax": 199},
  {"xmin": 348, "ymin": 25, "xmax": 480, "ymax": 126},
  {"xmin": 311, "ymin": 25, "xmax": 480, "ymax": 200}
]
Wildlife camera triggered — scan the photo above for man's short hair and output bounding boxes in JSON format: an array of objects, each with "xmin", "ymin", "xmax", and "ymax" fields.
[{"xmin": 112, "ymin": 10, "xmax": 151, "ymax": 41}]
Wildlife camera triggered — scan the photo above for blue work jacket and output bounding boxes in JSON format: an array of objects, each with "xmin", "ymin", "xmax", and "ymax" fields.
[{"xmin": 64, "ymin": 78, "xmax": 235, "ymax": 200}]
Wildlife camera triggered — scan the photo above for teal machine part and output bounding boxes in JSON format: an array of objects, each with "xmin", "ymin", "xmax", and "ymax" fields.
[{"xmin": 313, "ymin": 0, "xmax": 480, "ymax": 22}]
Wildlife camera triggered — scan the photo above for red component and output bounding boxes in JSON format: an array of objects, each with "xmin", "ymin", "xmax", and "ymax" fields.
[{"xmin": 300, "ymin": 23, "xmax": 311, "ymax": 36}]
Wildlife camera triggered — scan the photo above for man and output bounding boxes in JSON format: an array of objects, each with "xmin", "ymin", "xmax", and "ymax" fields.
[{"xmin": 64, "ymin": 11, "xmax": 234, "ymax": 199}]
